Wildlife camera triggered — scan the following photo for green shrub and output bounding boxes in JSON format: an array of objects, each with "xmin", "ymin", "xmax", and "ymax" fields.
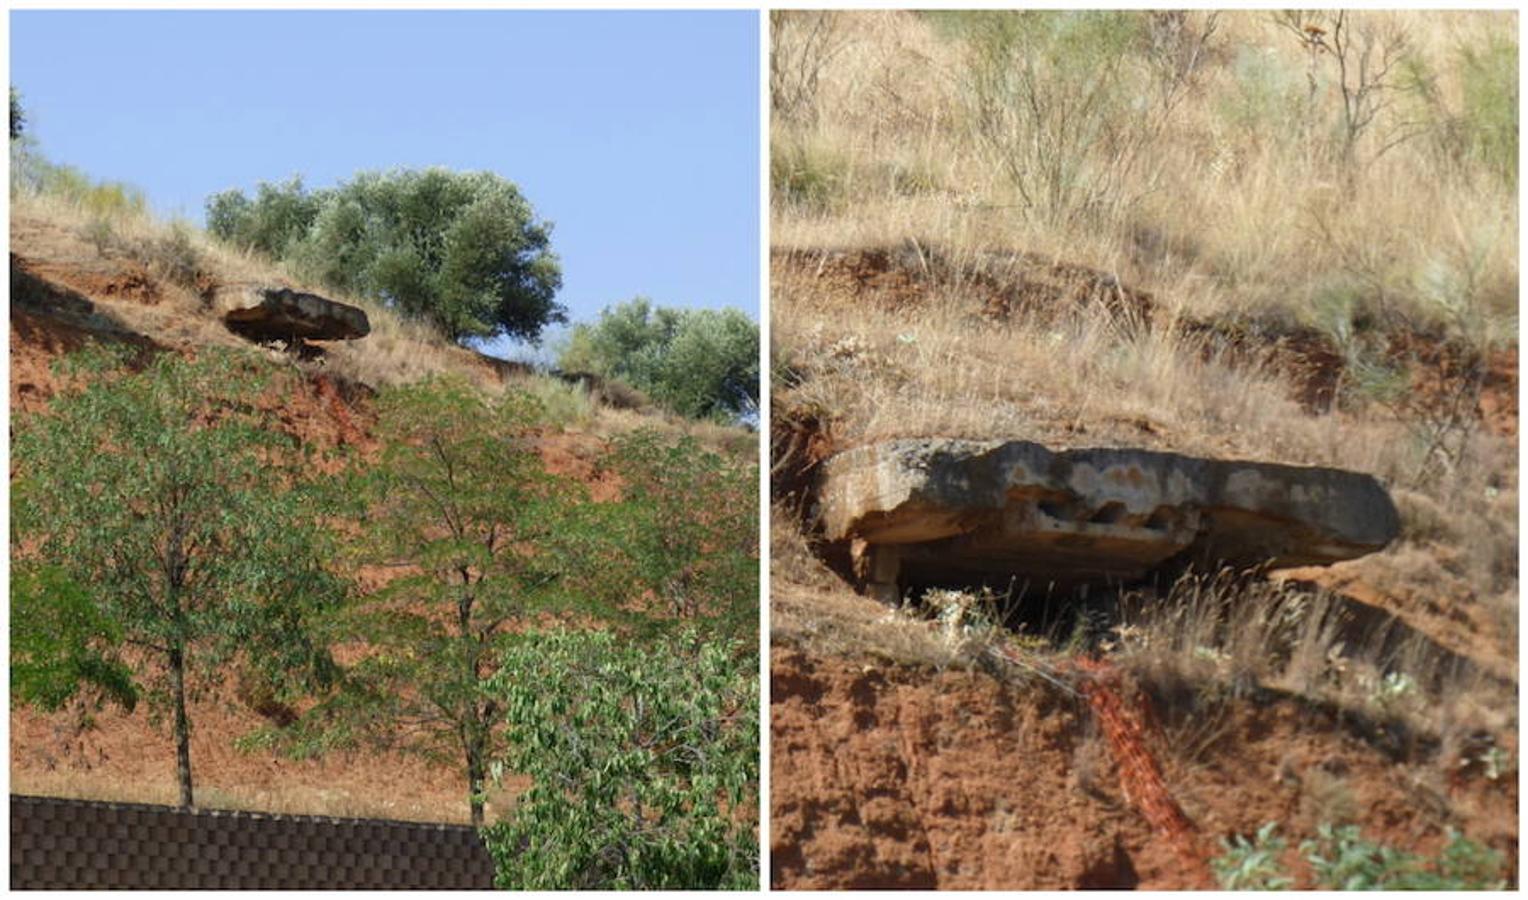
[
  {"xmin": 515, "ymin": 374, "xmax": 595, "ymax": 427},
  {"xmin": 482, "ymin": 628, "xmax": 758, "ymax": 890},
  {"xmin": 1215, "ymin": 822, "xmax": 1507, "ymax": 890},
  {"xmin": 561, "ymin": 299, "xmax": 759, "ymax": 422},
  {"xmin": 1213, "ymin": 822, "xmax": 1294, "ymax": 890},
  {"xmin": 1456, "ymin": 33, "xmax": 1518, "ymax": 186}
]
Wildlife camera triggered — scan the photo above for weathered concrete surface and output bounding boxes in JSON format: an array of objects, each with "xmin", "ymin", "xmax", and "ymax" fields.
[
  {"xmin": 217, "ymin": 286, "xmax": 370, "ymax": 343},
  {"xmin": 819, "ymin": 439, "xmax": 1400, "ymax": 598}
]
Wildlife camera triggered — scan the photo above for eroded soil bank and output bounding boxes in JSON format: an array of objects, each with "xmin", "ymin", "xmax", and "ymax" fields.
[{"xmin": 770, "ymin": 645, "xmax": 1517, "ymax": 890}]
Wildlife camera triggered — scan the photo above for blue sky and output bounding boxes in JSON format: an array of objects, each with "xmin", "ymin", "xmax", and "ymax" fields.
[{"xmin": 10, "ymin": 10, "xmax": 759, "ymax": 358}]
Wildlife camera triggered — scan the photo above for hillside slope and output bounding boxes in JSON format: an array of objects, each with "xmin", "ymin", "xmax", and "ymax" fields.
[
  {"xmin": 9, "ymin": 197, "xmax": 748, "ymax": 824},
  {"xmin": 769, "ymin": 11, "xmax": 1516, "ymax": 883}
]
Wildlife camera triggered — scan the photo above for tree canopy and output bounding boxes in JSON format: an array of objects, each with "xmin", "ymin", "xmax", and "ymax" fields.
[
  {"xmin": 288, "ymin": 377, "xmax": 596, "ymax": 827},
  {"xmin": 206, "ymin": 168, "xmax": 565, "ymax": 343},
  {"xmin": 10, "ymin": 87, "xmax": 25, "ymax": 141},
  {"xmin": 10, "ymin": 348, "xmax": 342, "ymax": 808},
  {"xmin": 587, "ymin": 429, "xmax": 758, "ymax": 641},
  {"xmin": 560, "ymin": 298, "xmax": 759, "ymax": 422}
]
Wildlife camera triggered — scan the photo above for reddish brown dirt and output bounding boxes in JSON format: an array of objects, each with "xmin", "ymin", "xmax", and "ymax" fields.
[
  {"xmin": 8, "ymin": 680, "xmax": 528, "ymax": 824},
  {"xmin": 536, "ymin": 430, "xmax": 623, "ymax": 502},
  {"xmin": 770, "ymin": 646, "xmax": 1517, "ymax": 890}
]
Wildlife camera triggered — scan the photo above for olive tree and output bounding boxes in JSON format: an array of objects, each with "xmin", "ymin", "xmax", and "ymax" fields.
[
  {"xmin": 561, "ymin": 299, "xmax": 759, "ymax": 421},
  {"xmin": 206, "ymin": 168, "xmax": 564, "ymax": 343}
]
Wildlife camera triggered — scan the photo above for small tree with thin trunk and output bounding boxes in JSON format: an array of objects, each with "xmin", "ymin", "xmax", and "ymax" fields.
[
  {"xmin": 11, "ymin": 348, "xmax": 342, "ymax": 809},
  {"xmin": 300, "ymin": 378, "xmax": 591, "ymax": 827}
]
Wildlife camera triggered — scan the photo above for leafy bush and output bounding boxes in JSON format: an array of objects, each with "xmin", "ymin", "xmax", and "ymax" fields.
[
  {"xmin": 205, "ymin": 176, "xmax": 328, "ymax": 260},
  {"xmin": 1214, "ymin": 822, "xmax": 1507, "ymax": 890},
  {"xmin": 206, "ymin": 168, "xmax": 565, "ymax": 343},
  {"xmin": 482, "ymin": 628, "xmax": 759, "ymax": 890},
  {"xmin": 560, "ymin": 299, "xmax": 759, "ymax": 422}
]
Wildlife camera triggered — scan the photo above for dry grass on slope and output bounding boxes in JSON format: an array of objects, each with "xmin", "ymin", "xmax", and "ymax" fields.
[
  {"xmin": 772, "ymin": 10, "xmax": 1517, "ymax": 343},
  {"xmin": 11, "ymin": 191, "xmax": 497, "ymax": 391},
  {"xmin": 11, "ymin": 193, "xmax": 758, "ymax": 457}
]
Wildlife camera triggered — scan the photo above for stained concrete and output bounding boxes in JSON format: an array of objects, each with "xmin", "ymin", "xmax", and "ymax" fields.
[{"xmin": 218, "ymin": 286, "xmax": 370, "ymax": 343}]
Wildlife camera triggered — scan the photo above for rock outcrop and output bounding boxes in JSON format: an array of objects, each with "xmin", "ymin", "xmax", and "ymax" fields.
[
  {"xmin": 818, "ymin": 439, "xmax": 1400, "ymax": 601},
  {"xmin": 217, "ymin": 286, "xmax": 370, "ymax": 343}
]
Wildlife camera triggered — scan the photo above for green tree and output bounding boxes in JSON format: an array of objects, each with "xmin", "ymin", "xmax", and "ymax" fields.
[
  {"xmin": 296, "ymin": 378, "xmax": 591, "ymax": 827},
  {"xmin": 482, "ymin": 628, "xmax": 759, "ymax": 890},
  {"xmin": 561, "ymin": 299, "xmax": 759, "ymax": 421},
  {"xmin": 205, "ymin": 168, "xmax": 564, "ymax": 343},
  {"xmin": 10, "ymin": 348, "xmax": 342, "ymax": 808},
  {"xmin": 10, "ymin": 87, "xmax": 24, "ymax": 141},
  {"xmin": 588, "ymin": 429, "xmax": 759, "ymax": 641},
  {"xmin": 11, "ymin": 566, "xmax": 137, "ymax": 714},
  {"xmin": 205, "ymin": 176, "xmax": 330, "ymax": 261}
]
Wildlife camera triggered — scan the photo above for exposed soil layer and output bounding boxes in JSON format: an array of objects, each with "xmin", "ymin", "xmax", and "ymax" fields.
[
  {"xmin": 772, "ymin": 245, "xmax": 1517, "ymax": 437},
  {"xmin": 770, "ymin": 645, "xmax": 1517, "ymax": 890}
]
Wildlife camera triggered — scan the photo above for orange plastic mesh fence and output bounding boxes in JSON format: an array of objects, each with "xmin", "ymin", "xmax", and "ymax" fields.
[{"xmin": 1073, "ymin": 656, "xmax": 1214, "ymax": 886}]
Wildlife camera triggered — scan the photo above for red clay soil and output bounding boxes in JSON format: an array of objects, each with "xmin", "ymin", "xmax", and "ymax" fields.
[
  {"xmin": 8, "ymin": 683, "xmax": 520, "ymax": 824},
  {"xmin": 770, "ymin": 647, "xmax": 1517, "ymax": 890}
]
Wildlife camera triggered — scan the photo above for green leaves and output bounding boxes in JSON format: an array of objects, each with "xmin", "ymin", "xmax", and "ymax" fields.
[
  {"xmin": 205, "ymin": 168, "xmax": 565, "ymax": 343},
  {"xmin": 561, "ymin": 299, "xmax": 760, "ymax": 422},
  {"xmin": 1213, "ymin": 822, "xmax": 1293, "ymax": 890},
  {"xmin": 10, "ymin": 565, "xmax": 137, "ymax": 713},
  {"xmin": 585, "ymin": 429, "xmax": 759, "ymax": 640},
  {"xmin": 1214, "ymin": 821, "xmax": 1506, "ymax": 890},
  {"xmin": 299, "ymin": 377, "xmax": 590, "ymax": 823},
  {"xmin": 483, "ymin": 629, "xmax": 759, "ymax": 890}
]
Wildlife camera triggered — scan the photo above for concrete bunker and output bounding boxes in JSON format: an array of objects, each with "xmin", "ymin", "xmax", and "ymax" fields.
[{"xmin": 818, "ymin": 439, "xmax": 1402, "ymax": 628}]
